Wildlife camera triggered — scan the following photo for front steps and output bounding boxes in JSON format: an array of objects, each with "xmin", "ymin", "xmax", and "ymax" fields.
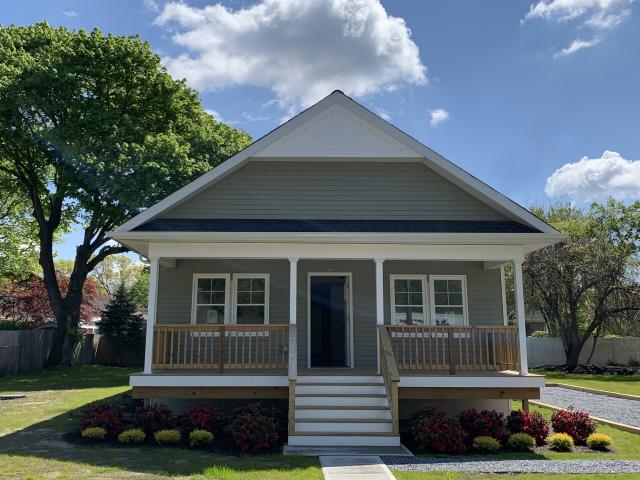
[{"xmin": 287, "ymin": 375, "xmax": 400, "ymax": 447}]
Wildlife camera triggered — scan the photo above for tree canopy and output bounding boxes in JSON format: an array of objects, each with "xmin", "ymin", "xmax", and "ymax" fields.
[{"xmin": 0, "ymin": 23, "xmax": 252, "ymax": 363}]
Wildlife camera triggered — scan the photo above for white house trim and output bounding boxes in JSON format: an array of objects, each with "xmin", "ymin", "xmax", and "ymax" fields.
[
  {"xmin": 399, "ymin": 374, "xmax": 544, "ymax": 389},
  {"xmin": 389, "ymin": 274, "xmax": 428, "ymax": 326},
  {"xmin": 113, "ymin": 91, "xmax": 560, "ymax": 236},
  {"xmin": 130, "ymin": 374, "xmax": 289, "ymax": 388},
  {"xmin": 231, "ymin": 273, "xmax": 270, "ymax": 325},
  {"xmin": 190, "ymin": 273, "xmax": 231, "ymax": 325},
  {"xmin": 513, "ymin": 259, "xmax": 529, "ymax": 375},
  {"xmin": 428, "ymin": 275, "xmax": 469, "ymax": 326},
  {"xmin": 143, "ymin": 257, "xmax": 159, "ymax": 374}
]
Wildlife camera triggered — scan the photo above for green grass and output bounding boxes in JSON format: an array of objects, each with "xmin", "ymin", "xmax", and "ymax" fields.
[
  {"xmin": 0, "ymin": 365, "xmax": 321, "ymax": 479},
  {"xmin": 534, "ymin": 370, "xmax": 640, "ymax": 397}
]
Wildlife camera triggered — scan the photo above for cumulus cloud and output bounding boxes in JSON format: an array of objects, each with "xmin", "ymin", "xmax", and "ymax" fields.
[
  {"xmin": 154, "ymin": 0, "xmax": 426, "ymax": 110},
  {"xmin": 429, "ymin": 109, "xmax": 449, "ymax": 127},
  {"xmin": 62, "ymin": 10, "xmax": 79, "ymax": 17},
  {"xmin": 545, "ymin": 150, "xmax": 640, "ymax": 203},
  {"xmin": 522, "ymin": 0, "xmax": 632, "ymax": 58}
]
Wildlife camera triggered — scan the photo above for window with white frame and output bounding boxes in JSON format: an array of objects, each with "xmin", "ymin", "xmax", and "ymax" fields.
[
  {"xmin": 233, "ymin": 274, "xmax": 269, "ymax": 324},
  {"xmin": 192, "ymin": 274, "xmax": 229, "ymax": 324},
  {"xmin": 390, "ymin": 275, "xmax": 427, "ymax": 325},
  {"xmin": 430, "ymin": 275, "xmax": 468, "ymax": 326}
]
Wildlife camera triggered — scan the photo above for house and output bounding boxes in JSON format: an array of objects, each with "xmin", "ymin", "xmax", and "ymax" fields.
[{"xmin": 108, "ymin": 91, "xmax": 564, "ymax": 449}]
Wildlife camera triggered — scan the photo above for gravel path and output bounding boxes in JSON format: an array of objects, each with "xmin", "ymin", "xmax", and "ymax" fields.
[
  {"xmin": 382, "ymin": 457, "xmax": 640, "ymax": 474},
  {"xmin": 540, "ymin": 386, "xmax": 640, "ymax": 427}
]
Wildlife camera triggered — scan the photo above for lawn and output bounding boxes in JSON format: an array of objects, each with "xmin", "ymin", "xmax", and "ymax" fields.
[
  {"xmin": 0, "ymin": 365, "xmax": 321, "ymax": 479},
  {"xmin": 534, "ymin": 369, "xmax": 640, "ymax": 397}
]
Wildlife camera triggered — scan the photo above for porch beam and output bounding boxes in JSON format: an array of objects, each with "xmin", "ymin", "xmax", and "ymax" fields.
[
  {"xmin": 143, "ymin": 257, "xmax": 159, "ymax": 374},
  {"xmin": 513, "ymin": 258, "xmax": 529, "ymax": 375}
]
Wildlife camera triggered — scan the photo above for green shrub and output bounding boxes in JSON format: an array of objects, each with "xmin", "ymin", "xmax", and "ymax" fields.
[
  {"xmin": 189, "ymin": 429, "xmax": 214, "ymax": 448},
  {"xmin": 472, "ymin": 436, "xmax": 501, "ymax": 453},
  {"xmin": 549, "ymin": 432, "xmax": 574, "ymax": 452},
  {"xmin": 531, "ymin": 330, "xmax": 550, "ymax": 337},
  {"xmin": 118, "ymin": 428, "xmax": 146, "ymax": 444},
  {"xmin": 586, "ymin": 433, "xmax": 613, "ymax": 451},
  {"xmin": 507, "ymin": 433, "xmax": 535, "ymax": 451},
  {"xmin": 81, "ymin": 427, "xmax": 106, "ymax": 441},
  {"xmin": 154, "ymin": 429, "xmax": 181, "ymax": 446}
]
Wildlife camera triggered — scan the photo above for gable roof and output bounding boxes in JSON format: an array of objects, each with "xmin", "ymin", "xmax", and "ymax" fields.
[{"xmin": 113, "ymin": 91, "xmax": 559, "ymax": 235}]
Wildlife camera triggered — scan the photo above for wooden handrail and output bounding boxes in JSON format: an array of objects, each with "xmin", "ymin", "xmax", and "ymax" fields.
[{"xmin": 378, "ymin": 325, "xmax": 399, "ymax": 434}]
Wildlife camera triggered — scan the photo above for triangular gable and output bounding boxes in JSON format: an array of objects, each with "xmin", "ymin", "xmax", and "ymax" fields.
[{"xmin": 114, "ymin": 91, "xmax": 557, "ymax": 234}]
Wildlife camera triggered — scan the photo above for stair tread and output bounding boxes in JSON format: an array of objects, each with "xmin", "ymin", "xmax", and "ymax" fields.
[
  {"xmin": 289, "ymin": 432, "xmax": 399, "ymax": 437},
  {"xmin": 297, "ymin": 383, "xmax": 384, "ymax": 387},
  {"xmin": 296, "ymin": 393, "xmax": 387, "ymax": 398},
  {"xmin": 296, "ymin": 406, "xmax": 390, "ymax": 410},
  {"xmin": 295, "ymin": 418, "xmax": 391, "ymax": 423}
]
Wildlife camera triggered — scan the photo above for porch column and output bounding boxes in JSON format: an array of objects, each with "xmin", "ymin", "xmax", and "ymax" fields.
[
  {"xmin": 143, "ymin": 256, "xmax": 159, "ymax": 374},
  {"xmin": 513, "ymin": 258, "xmax": 529, "ymax": 375},
  {"xmin": 375, "ymin": 258, "xmax": 385, "ymax": 373},
  {"xmin": 288, "ymin": 258, "xmax": 298, "ymax": 379}
]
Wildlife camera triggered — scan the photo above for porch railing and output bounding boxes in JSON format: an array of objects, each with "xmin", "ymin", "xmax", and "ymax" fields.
[
  {"xmin": 385, "ymin": 325, "xmax": 519, "ymax": 374},
  {"xmin": 378, "ymin": 326, "xmax": 399, "ymax": 434},
  {"xmin": 152, "ymin": 324, "xmax": 290, "ymax": 372}
]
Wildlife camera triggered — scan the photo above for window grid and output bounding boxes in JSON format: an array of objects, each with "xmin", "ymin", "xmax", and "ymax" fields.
[
  {"xmin": 390, "ymin": 275, "xmax": 427, "ymax": 326},
  {"xmin": 429, "ymin": 275, "xmax": 468, "ymax": 326}
]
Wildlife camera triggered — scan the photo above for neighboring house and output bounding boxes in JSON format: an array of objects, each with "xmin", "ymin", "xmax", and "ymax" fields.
[
  {"xmin": 108, "ymin": 91, "xmax": 564, "ymax": 449},
  {"xmin": 526, "ymin": 310, "xmax": 548, "ymax": 336}
]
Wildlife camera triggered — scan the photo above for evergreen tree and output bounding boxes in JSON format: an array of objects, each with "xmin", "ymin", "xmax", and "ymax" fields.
[{"xmin": 98, "ymin": 284, "xmax": 144, "ymax": 353}]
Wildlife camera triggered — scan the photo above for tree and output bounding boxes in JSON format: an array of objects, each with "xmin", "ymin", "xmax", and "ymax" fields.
[
  {"xmin": 129, "ymin": 265, "xmax": 150, "ymax": 308},
  {"xmin": 91, "ymin": 255, "xmax": 145, "ymax": 296},
  {"xmin": 524, "ymin": 200, "xmax": 640, "ymax": 369},
  {"xmin": 0, "ymin": 24, "xmax": 251, "ymax": 364},
  {"xmin": 98, "ymin": 283, "xmax": 144, "ymax": 353}
]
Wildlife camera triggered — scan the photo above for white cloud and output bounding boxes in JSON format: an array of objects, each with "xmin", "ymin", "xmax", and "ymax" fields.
[
  {"xmin": 204, "ymin": 108, "xmax": 224, "ymax": 122},
  {"xmin": 545, "ymin": 150, "xmax": 640, "ymax": 203},
  {"xmin": 143, "ymin": 0, "xmax": 161, "ymax": 13},
  {"xmin": 62, "ymin": 10, "xmax": 79, "ymax": 17},
  {"xmin": 154, "ymin": 0, "xmax": 426, "ymax": 110},
  {"xmin": 553, "ymin": 37, "xmax": 602, "ymax": 58},
  {"xmin": 429, "ymin": 108, "xmax": 449, "ymax": 127},
  {"xmin": 372, "ymin": 106, "xmax": 391, "ymax": 121}
]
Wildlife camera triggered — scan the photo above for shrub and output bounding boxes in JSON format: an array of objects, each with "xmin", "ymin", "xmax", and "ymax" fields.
[
  {"xmin": 408, "ymin": 406, "xmax": 466, "ymax": 454},
  {"xmin": 551, "ymin": 410, "xmax": 596, "ymax": 444},
  {"xmin": 81, "ymin": 403, "xmax": 122, "ymax": 437},
  {"xmin": 506, "ymin": 410, "xmax": 549, "ymax": 446},
  {"xmin": 189, "ymin": 429, "xmax": 214, "ymax": 448},
  {"xmin": 81, "ymin": 427, "xmax": 106, "ymax": 441},
  {"xmin": 531, "ymin": 330, "xmax": 550, "ymax": 337},
  {"xmin": 179, "ymin": 406, "xmax": 224, "ymax": 435},
  {"xmin": 549, "ymin": 432, "xmax": 574, "ymax": 452},
  {"xmin": 586, "ymin": 433, "xmax": 613, "ymax": 451},
  {"xmin": 133, "ymin": 404, "xmax": 176, "ymax": 435},
  {"xmin": 472, "ymin": 436, "xmax": 501, "ymax": 453},
  {"xmin": 229, "ymin": 403, "xmax": 279, "ymax": 454},
  {"xmin": 458, "ymin": 409, "xmax": 505, "ymax": 442},
  {"xmin": 118, "ymin": 429, "xmax": 146, "ymax": 444},
  {"xmin": 154, "ymin": 429, "xmax": 181, "ymax": 446},
  {"xmin": 507, "ymin": 433, "xmax": 535, "ymax": 451}
]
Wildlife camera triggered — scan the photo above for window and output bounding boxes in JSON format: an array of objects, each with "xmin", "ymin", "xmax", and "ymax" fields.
[
  {"xmin": 192, "ymin": 274, "xmax": 229, "ymax": 324},
  {"xmin": 390, "ymin": 275, "xmax": 427, "ymax": 325},
  {"xmin": 233, "ymin": 274, "xmax": 269, "ymax": 324},
  {"xmin": 429, "ymin": 275, "xmax": 468, "ymax": 326}
]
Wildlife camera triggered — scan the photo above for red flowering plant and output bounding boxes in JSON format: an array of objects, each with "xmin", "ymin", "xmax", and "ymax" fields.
[
  {"xmin": 133, "ymin": 404, "xmax": 176, "ymax": 435},
  {"xmin": 179, "ymin": 406, "xmax": 225, "ymax": 435},
  {"xmin": 229, "ymin": 403, "xmax": 279, "ymax": 454},
  {"xmin": 458, "ymin": 409, "xmax": 505, "ymax": 443},
  {"xmin": 408, "ymin": 406, "xmax": 466, "ymax": 454},
  {"xmin": 551, "ymin": 409, "xmax": 596, "ymax": 445},
  {"xmin": 507, "ymin": 410, "xmax": 549, "ymax": 446},
  {"xmin": 81, "ymin": 402, "xmax": 123, "ymax": 438}
]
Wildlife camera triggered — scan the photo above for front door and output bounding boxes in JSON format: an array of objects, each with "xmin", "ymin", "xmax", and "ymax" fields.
[{"xmin": 309, "ymin": 275, "xmax": 350, "ymax": 368}]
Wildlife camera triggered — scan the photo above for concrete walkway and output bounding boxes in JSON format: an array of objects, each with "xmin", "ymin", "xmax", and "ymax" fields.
[{"xmin": 320, "ymin": 456, "xmax": 397, "ymax": 480}]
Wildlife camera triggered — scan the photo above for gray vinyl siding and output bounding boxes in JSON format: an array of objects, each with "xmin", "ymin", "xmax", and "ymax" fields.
[
  {"xmin": 155, "ymin": 259, "xmax": 504, "ymax": 372},
  {"xmin": 162, "ymin": 161, "xmax": 507, "ymax": 221},
  {"xmin": 383, "ymin": 261, "xmax": 504, "ymax": 326}
]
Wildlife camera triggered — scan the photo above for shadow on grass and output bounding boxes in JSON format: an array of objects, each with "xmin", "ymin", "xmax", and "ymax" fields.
[
  {"xmin": 0, "ymin": 365, "xmax": 138, "ymax": 392},
  {"xmin": 0, "ymin": 392, "xmax": 319, "ymax": 478}
]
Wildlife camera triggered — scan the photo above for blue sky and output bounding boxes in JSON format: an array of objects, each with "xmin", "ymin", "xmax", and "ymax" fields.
[{"xmin": 2, "ymin": 0, "xmax": 639, "ymax": 259}]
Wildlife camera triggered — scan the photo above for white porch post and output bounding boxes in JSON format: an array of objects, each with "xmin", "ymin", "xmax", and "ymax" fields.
[
  {"xmin": 375, "ymin": 258, "xmax": 385, "ymax": 373},
  {"xmin": 288, "ymin": 258, "xmax": 298, "ymax": 379},
  {"xmin": 143, "ymin": 256, "xmax": 159, "ymax": 374},
  {"xmin": 513, "ymin": 258, "xmax": 529, "ymax": 375}
]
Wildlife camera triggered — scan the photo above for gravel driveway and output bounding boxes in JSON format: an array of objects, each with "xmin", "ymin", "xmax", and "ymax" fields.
[
  {"xmin": 540, "ymin": 386, "xmax": 640, "ymax": 427},
  {"xmin": 382, "ymin": 457, "xmax": 640, "ymax": 474}
]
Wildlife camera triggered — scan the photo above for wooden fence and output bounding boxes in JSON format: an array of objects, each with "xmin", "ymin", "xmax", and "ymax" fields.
[{"xmin": 0, "ymin": 329, "xmax": 56, "ymax": 375}]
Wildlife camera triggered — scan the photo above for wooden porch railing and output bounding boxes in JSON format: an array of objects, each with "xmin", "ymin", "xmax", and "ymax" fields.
[
  {"xmin": 152, "ymin": 324, "xmax": 289, "ymax": 372},
  {"xmin": 385, "ymin": 325, "xmax": 519, "ymax": 374},
  {"xmin": 378, "ymin": 326, "xmax": 399, "ymax": 434}
]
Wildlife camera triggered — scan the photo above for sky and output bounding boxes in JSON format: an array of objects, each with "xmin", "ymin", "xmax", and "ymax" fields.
[{"xmin": 2, "ymin": 0, "xmax": 639, "ymax": 260}]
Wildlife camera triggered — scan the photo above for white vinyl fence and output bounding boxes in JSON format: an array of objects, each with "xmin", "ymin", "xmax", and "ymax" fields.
[{"xmin": 527, "ymin": 336, "xmax": 640, "ymax": 368}]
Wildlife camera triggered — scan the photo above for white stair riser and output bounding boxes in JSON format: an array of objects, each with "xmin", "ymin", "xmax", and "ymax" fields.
[
  {"xmin": 295, "ymin": 409, "xmax": 391, "ymax": 420},
  {"xmin": 296, "ymin": 396, "xmax": 389, "ymax": 407},
  {"xmin": 297, "ymin": 376, "xmax": 382, "ymax": 384},
  {"xmin": 288, "ymin": 435, "xmax": 400, "ymax": 447},
  {"xmin": 296, "ymin": 385, "xmax": 386, "ymax": 395},
  {"xmin": 295, "ymin": 422, "xmax": 393, "ymax": 433}
]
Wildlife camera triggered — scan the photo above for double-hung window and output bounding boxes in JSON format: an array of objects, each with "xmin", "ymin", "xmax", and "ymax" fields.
[
  {"xmin": 429, "ymin": 275, "xmax": 468, "ymax": 326},
  {"xmin": 390, "ymin": 275, "xmax": 427, "ymax": 325},
  {"xmin": 233, "ymin": 274, "xmax": 269, "ymax": 324},
  {"xmin": 192, "ymin": 274, "xmax": 230, "ymax": 324}
]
